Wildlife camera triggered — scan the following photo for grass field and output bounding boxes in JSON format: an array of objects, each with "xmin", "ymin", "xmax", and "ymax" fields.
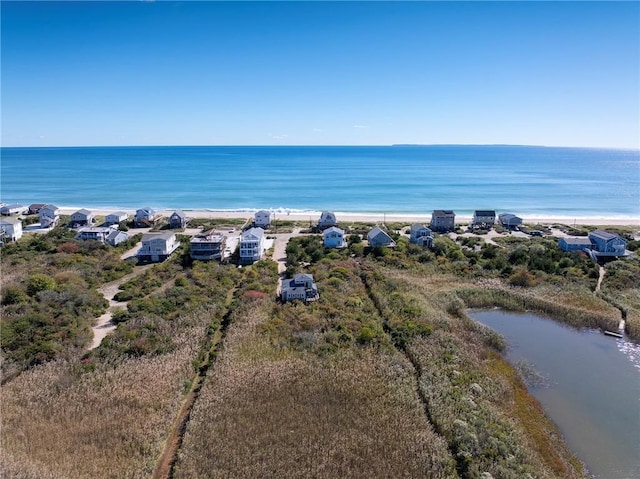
[{"xmin": 4, "ymin": 222, "xmax": 636, "ymax": 477}]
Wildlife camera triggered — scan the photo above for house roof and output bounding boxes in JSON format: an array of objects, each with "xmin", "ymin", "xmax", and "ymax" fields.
[
  {"xmin": 1, "ymin": 204, "xmax": 25, "ymax": 210},
  {"xmin": 136, "ymin": 207, "xmax": 156, "ymax": 215},
  {"xmin": 171, "ymin": 210, "xmax": 187, "ymax": 218},
  {"xmin": 255, "ymin": 210, "xmax": 270, "ymax": 216},
  {"xmin": 432, "ymin": 210, "xmax": 455, "ymax": 217},
  {"xmin": 141, "ymin": 232, "xmax": 175, "ymax": 242},
  {"xmin": 294, "ymin": 273, "xmax": 314, "ymax": 283},
  {"xmin": 73, "ymin": 208, "xmax": 92, "ymax": 216},
  {"xmin": 589, "ymin": 230, "xmax": 615, "ymax": 240},
  {"xmin": 474, "ymin": 210, "xmax": 496, "ymax": 216},
  {"xmin": 499, "ymin": 213, "xmax": 522, "ymax": 220},
  {"xmin": 106, "ymin": 229, "xmax": 128, "ymax": 240},
  {"xmin": 410, "ymin": 223, "xmax": 430, "ymax": 232},
  {"xmin": 191, "ymin": 231, "xmax": 224, "ymax": 243},
  {"xmin": 368, "ymin": 226, "xmax": 393, "ymax": 243},
  {"xmin": 42, "ymin": 204, "xmax": 59, "ymax": 211},
  {"xmin": 77, "ymin": 227, "xmax": 113, "ymax": 233},
  {"xmin": 561, "ymin": 237, "xmax": 592, "ymax": 245},
  {"xmin": 323, "ymin": 226, "xmax": 344, "ymax": 236},
  {"xmin": 242, "ymin": 227, "xmax": 264, "ymax": 240},
  {"xmin": 0, "ymin": 217, "xmax": 21, "ymax": 225},
  {"xmin": 107, "ymin": 211, "xmax": 128, "ymax": 217},
  {"xmin": 319, "ymin": 211, "xmax": 337, "ymax": 222}
]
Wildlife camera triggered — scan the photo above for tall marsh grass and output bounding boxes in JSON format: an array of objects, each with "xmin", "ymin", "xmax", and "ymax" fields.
[
  {"xmin": 1, "ymin": 307, "xmax": 220, "ymax": 479},
  {"xmin": 175, "ymin": 298, "xmax": 457, "ymax": 478}
]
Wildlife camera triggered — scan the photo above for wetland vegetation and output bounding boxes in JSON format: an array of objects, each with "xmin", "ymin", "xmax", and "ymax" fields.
[{"xmin": 1, "ymin": 221, "xmax": 638, "ymax": 478}]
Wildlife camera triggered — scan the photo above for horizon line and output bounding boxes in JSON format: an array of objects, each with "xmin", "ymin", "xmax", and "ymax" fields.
[{"xmin": 2, "ymin": 143, "xmax": 639, "ymax": 151}]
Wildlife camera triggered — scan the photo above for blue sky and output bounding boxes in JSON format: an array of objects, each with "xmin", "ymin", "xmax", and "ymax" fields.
[{"xmin": 2, "ymin": 1, "xmax": 639, "ymax": 148}]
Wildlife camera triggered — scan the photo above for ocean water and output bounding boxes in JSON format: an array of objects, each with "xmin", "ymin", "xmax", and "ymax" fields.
[{"xmin": 1, "ymin": 145, "xmax": 638, "ymax": 218}]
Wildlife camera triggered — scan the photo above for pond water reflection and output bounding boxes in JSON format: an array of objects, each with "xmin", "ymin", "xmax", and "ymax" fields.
[{"xmin": 469, "ymin": 309, "xmax": 640, "ymax": 479}]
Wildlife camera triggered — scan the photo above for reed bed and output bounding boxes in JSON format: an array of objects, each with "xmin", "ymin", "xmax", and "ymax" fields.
[
  {"xmin": 175, "ymin": 297, "xmax": 457, "ymax": 478},
  {"xmin": 409, "ymin": 331, "xmax": 586, "ymax": 479},
  {"xmin": 1, "ymin": 307, "xmax": 216, "ymax": 479}
]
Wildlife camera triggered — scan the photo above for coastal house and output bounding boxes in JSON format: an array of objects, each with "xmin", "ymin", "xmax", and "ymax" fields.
[
  {"xmin": 70, "ymin": 208, "xmax": 95, "ymax": 227},
  {"xmin": 134, "ymin": 207, "xmax": 159, "ymax": 227},
  {"xmin": 190, "ymin": 230, "xmax": 226, "ymax": 261},
  {"xmin": 106, "ymin": 229, "xmax": 129, "ymax": 246},
  {"xmin": 28, "ymin": 204, "xmax": 46, "ymax": 215},
  {"xmin": 105, "ymin": 211, "xmax": 129, "ymax": 225},
  {"xmin": 317, "ymin": 211, "xmax": 338, "ymax": 230},
  {"xmin": 558, "ymin": 237, "xmax": 593, "ymax": 253},
  {"xmin": 322, "ymin": 226, "xmax": 346, "ymax": 248},
  {"xmin": 254, "ymin": 210, "xmax": 271, "ymax": 228},
  {"xmin": 367, "ymin": 226, "xmax": 396, "ymax": 248},
  {"xmin": 75, "ymin": 226, "xmax": 129, "ymax": 246},
  {"xmin": 1, "ymin": 204, "xmax": 28, "ymax": 216},
  {"xmin": 75, "ymin": 226, "xmax": 113, "ymax": 243},
  {"xmin": 281, "ymin": 273, "xmax": 319, "ymax": 303},
  {"xmin": 138, "ymin": 232, "xmax": 180, "ymax": 262},
  {"xmin": 499, "ymin": 213, "xmax": 523, "ymax": 229},
  {"xmin": 471, "ymin": 210, "xmax": 496, "ymax": 228},
  {"xmin": 39, "ymin": 204, "xmax": 60, "ymax": 228},
  {"xmin": 409, "ymin": 224, "xmax": 433, "ymax": 247},
  {"xmin": 239, "ymin": 227, "xmax": 265, "ymax": 264},
  {"xmin": 588, "ymin": 230, "xmax": 627, "ymax": 257},
  {"xmin": 0, "ymin": 217, "xmax": 23, "ymax": 242},
  {"xmin": 430, "ymin": 210, "xmax": 456, "ymax": 233},
  {"xmin": 169, "ymin": 210, "xmax": 188, "ymax": 229}
]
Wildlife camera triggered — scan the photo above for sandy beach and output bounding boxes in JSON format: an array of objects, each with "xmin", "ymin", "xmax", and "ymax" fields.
[{"xmin": 56, "ymin": 207, "xmax": 640, "ymax": 228}]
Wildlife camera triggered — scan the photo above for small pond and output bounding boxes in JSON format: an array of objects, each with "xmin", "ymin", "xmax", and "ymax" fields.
[{"xmin": 469, "ymin": 309, "xmax": 640, "ymax": 479}]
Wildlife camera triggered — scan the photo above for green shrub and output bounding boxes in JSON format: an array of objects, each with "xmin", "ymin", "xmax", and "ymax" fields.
[
  {"xmin": 508, "ymin": 269, "xmax": 538, "ymax": 288},
  {"xmin": 26, "ymin": 274, "xmax": 56, "ymax": 296},
  {"xmin": 1, "ymin": 287, "xmax": 28, "ymax": 305}
]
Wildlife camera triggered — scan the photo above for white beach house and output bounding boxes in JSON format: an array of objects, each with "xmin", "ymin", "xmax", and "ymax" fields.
[
  {"xmin": 254, "ymin": 210, "xmax": 271, "ymax": 228},
  {"xmin": 138, "ymin": 232, "xmax": 180, "ymax": 262},
  {"xmin": 169, "ymin": 210, "xmax": 188, "ymax": 229},
  {"xmin": 190, "ymin": 230, "xmax": 226, "ymax": 261},
  {"xmin": 135, "ymin": 207, "xmax": 159, "ymax": 227},
  {"xmin": 322, "ymin": 226, "xmax": 346, "ymax": 248},
  {"xmin": 70, "ymin": 208, "xmax": 95, "ymax": 226},
  {"xmin": 430, "ymin": 210, "xmax": 456, "ymax": 233},
  {"xmin": 39, "ymin": 205, "xmax": 60, "ymax": 228},
  {"xmin": 409, "ymin": 224, "xmax": 433, "ymax": 247},
  {"xmin": 367, "ymin": 226, "xmax": 396, "ymax": 248},
  {"xmin": 239, "ymin": 227, "xmax": 265, "ymax": 264},
  {"xmin": 281, "ymin": 273, "xmax": 319, "ymax": 303},
  {"xmin": 317, "ymin": 211, "xmax": 338, "ymax": 230},
  {"xmin": 498, "ymin": 213, "xmax": 523, "ymax": 229},
  {"xmin": 0, "ymin": 217, "xmax": 23, "ymax": 242},
  {"xmin": 1, "ymin": 204, "xmax": 28, "ymax": 216},
  {"xmin": 105, "ymin": 211, "xmax": 129, "ymax": 225}
]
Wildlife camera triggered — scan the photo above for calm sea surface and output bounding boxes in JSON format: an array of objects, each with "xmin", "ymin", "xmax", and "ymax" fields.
[
  {"xmin": 1, "ymin": 145, "xmax": 638, "ymax": 217},
  {"xmin": 470, "ymin": 310, "xmax": 640, "ymax": 479}
]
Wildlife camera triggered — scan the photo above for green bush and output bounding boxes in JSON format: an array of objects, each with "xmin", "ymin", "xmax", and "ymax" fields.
[
  {"xmin": 1, "ymin": 287, "xmax": 28, "ymax": 305},
  {"xmin": 26, "ymin": 274, "xmax": 56, "ymax": 296}
]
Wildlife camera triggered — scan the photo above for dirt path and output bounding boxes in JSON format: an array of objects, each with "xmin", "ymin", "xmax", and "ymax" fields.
[
  {"xmin": 152, "ymin": 287, "xmax": 237, "ymax": 479},
  {"xmin": 595, "ymin": 265, "xmax": 605, "ymax": 293},
  {"xmin": 88, "ymin": 262, "xmax": 153, "ymax": 350},
  {"xmin": 271, "ymin": 228, "xmax": 302, "ymax": 295}
]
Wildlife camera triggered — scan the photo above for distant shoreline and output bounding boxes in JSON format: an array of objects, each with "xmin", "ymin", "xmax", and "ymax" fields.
[{"xmin": 55, "ymin": 207, "xmax": 640, "ymax": 227}]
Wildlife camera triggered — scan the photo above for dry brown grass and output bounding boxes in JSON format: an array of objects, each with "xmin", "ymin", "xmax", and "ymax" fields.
[
  {"xmin": 174, "ymin": 298, "xmax": 457, "ymax": 478},
  {"xmin": 1, "ymin": 308, "xmax": 216, "ymax": 479}
]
